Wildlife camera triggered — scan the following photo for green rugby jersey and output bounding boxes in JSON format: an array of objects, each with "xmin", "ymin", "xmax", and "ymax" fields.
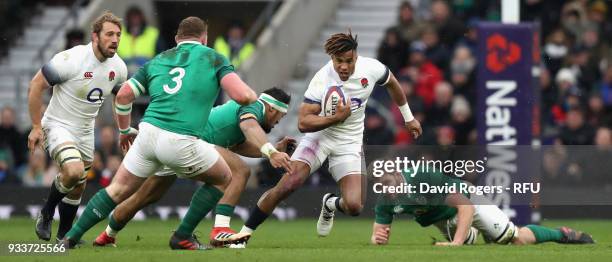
[
  {"xmin": 127, "ymin": 41, "xmax": 234, "ymax": 138},
  {"xmin": 203, "ymin": 100, "xmax": 266, "ymax": 147},
  {"xmin": 374, "ymin": 170, "xmax": 468, "ymax": 227}
]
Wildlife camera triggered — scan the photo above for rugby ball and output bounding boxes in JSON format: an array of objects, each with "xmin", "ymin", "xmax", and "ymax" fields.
[{"xmin": 322, "ymin": 85, "xmax": 347, "ymax": 117}]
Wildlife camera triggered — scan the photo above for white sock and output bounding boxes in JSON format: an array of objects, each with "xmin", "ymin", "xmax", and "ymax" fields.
[
  {"xmin": 214, "ymin": 214, "xmax": 231, "ymax": 228},
  {"xmin": 240, "ymin": 225, "xmax": 254, "ymax": 234},
  {"xmin": 105, "ymin": 225, "xmax": 118, "ymax": 238},
  {"xmin": 325, "ymin": 196, "xmax": 339, "ymax": 212}
]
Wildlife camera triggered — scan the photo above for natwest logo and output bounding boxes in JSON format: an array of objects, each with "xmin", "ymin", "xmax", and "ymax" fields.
[
  {"xmin": 84, "ymin": 72, "xmax": 93, "ymax": 79},
  {"xmin": 486, "ymin": 34, "xmax": 521, "ymax": 73}
]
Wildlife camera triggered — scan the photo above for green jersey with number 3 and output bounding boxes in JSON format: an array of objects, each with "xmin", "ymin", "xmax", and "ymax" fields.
[{"xmin": 127, "ymin": 41, "xmax": 234, "ymax": 138}]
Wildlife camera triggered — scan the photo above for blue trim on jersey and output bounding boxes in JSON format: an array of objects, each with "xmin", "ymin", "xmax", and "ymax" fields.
[
  {"xmin": 303, "ymin": 97, "xmax": 320, "ymax": 104},
  {"xmin": 41, "ymin": 62, "xmax": 62, "ymax": 86}
]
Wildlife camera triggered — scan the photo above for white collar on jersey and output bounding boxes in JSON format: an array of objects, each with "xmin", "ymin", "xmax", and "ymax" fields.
[{"xmin": 177, "ymin": 40, "xmax": 202, "ymax": 46}]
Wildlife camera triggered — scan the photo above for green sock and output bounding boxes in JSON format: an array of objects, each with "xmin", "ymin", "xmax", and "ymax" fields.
[
  {"xmin": 215, "ymin": 204, "xmax": 235, "ymax": 217},
  {"xmin": 65, "ymin": 189, "xmax": 116, "ymax": 241},
  {"xmin": 175, "ymin": 184, "xmax": 223, "ymax": 238},
  {"xmin": 525, "ymin": 225, "xmax": 563, "ymax": 243},
  {"xmin": 109, "ymin": 215, "xmax": 125, "ymax": 231}
]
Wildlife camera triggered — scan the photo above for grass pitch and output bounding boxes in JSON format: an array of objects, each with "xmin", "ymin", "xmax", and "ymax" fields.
[{"xmin": 1, "ymin": 218, "xmax": 610, "ymax": 261}]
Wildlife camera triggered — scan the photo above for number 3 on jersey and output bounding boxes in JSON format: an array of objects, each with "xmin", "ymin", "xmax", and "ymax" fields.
[{"xmin": 163, "ymin": 67, "xmax": 185, "ymax": 94}]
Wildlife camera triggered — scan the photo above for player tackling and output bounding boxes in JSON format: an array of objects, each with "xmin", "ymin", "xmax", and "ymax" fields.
[
  {"xmin": 62, "ymin": 16, "xmax": 257, "ymax": 249},
  {"xmin": 92, "ymin": 87, "xmax": 295, "ymax": 248},
  {"xmin": 28, "ymin": 11, "xmax": 128, "ymax": 242},
  {"xmin": 234, "ymin": 31, "xmax": 422, "ymax": 247}
]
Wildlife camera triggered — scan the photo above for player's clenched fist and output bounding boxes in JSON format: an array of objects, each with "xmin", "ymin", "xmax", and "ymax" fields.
[
  {"xmin": 405, "ymin": 119, "xmax": 422, "ymax": 139},
  {"xmin": 27, "ymin": 126, "xmax": 44, "ymax": 153},
  {"xmin": 332, "ymin": 97, "xmax": 352, "ymax": 123}
]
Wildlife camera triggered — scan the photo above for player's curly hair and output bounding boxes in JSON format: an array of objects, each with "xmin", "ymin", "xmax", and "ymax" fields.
[
  {"xmin": 92, "ymin": 11, "xmax": 122, "ymax": 35},
  {"xmin": 324, "ymin": 29, "xmax": 358, "ymax": 56}
]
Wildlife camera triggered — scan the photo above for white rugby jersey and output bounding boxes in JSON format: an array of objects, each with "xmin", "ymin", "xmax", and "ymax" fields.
[
  {"xmin": 303, "ymin": 56, "xmax": 390, "ymax": 144},
  {"xmin": 41, "ymin": 42, "xmax": 127, "ymax": 130}
]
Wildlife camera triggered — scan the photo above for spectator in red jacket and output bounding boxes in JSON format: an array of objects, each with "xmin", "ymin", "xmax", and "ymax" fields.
[{"xmin": 400, "ymin": 41, "xmax": 443, "ymax": 108}]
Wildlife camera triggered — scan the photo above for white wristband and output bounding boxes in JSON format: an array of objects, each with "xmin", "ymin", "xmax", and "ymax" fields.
[
  {"xmin": 399, "ymin": 103, "xmax": 414, "ymax": 122},
  {"xmin": 260, "ymin": 142, "xmax": 278, "ymax": 158}
]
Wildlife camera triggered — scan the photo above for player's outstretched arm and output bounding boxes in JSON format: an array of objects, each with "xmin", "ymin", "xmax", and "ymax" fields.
[
  {"xmin": 297, "ymin": 101, "xmax": 350, "ymax": 133},
  {"xmin": 383, "ymin": 72, "xmax": 422, "ymax": 139},
  {"xmin": 371, "ymin": 222, "xmax": 391, "ymax": 245},
  {"xmin": 220, "ymin": 73, "xmax": 257, "ymax": 105},
  {"xmin": 437, "ymin": 193, "xmax": 475, "ymax": 246},
  {"xmin": 239, "ymin": 119, "xmax": 293, "ymax": 173},
  {"xmin": 27, "ymin": 70, "xmax": 51, "ymax": 153}
]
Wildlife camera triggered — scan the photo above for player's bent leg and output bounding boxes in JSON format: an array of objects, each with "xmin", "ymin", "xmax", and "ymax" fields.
[
  {"xmin": 239, "ymin": 160, "xmax": 311, "ymax": 238},
  {"xmin": 317, "ymin": 174, "xmax": 364, "ymax": 237},
  {"xmin": 95, "ymin": 175, "xmax": 177, "ymax": 247},
  {"xmin": 56, "ymin": 161, "xmax": 90, "ymax": 241},
  {"xmin": 169, "ymin": 148, "xmax": 233, "ymax": 250},
  {"xmin": 64, "ymin": 164, "xmax": 146, "ymax": 246},
  {"xmin": 259, "ymin": 161, "xmax": 311, "ymax": 214},
  {"xmin": 336, "ymin": 174, "xmax": 364, "ymax": 215},
  {"xmin": 211, "ymin": 147, "xmax": 251, "ymax": 244},
  {"xmin": 36, "ymin": 142, "xmax": 84, "ymax": 241}
]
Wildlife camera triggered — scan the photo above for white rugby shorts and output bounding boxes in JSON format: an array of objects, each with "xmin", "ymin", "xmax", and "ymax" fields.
[{"xmin": 123, "ymin": 122, "xmax": 219, "ymax": 178}]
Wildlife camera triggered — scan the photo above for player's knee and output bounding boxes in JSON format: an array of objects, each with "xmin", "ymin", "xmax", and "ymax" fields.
[
  {"xmin": 62, "ymin": 162, "xmax": 85, "ymax": 181},
  {"xmin": 344, "ymin": 201, "xmax": 363, "ymax": 216},
  {"xmin": 232, "ymin": 165, "xmax": 250, "ymax": 182},
  {"xmin": 66, "ymin": 183, "xmax": 85, "ymax": 198},
  {"xmin": 105, "ymin": 183, "xmax": 131, "ymax": 203}
]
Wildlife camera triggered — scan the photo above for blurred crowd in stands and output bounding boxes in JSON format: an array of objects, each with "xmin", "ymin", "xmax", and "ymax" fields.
[
  {"xmin": 1, "ymin": 0, "xmax": 611, "ymax": 187},
  {"xmin": 365, "ymin": 0, "xmax": 611, "ymax": 147}
]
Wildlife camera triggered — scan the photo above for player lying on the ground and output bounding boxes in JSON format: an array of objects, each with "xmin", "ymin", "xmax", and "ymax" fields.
[
  {"xmin": 62, "ymin": 16, "xmax": 259, "ymax": 249},
  {"xmin": 233, "ymin": 30, "xmax": 422, "ymax": 248},
  {"xmin": 29, "ymin": 11, "xmax": 129, "ymax": 242},
  {"xmin": 92, "ymin": 87, "xmax": 294, "ymax": 249},
  {"xmin": 371, "ymin": 170, "xmax": 595, "ymax": 246}
]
